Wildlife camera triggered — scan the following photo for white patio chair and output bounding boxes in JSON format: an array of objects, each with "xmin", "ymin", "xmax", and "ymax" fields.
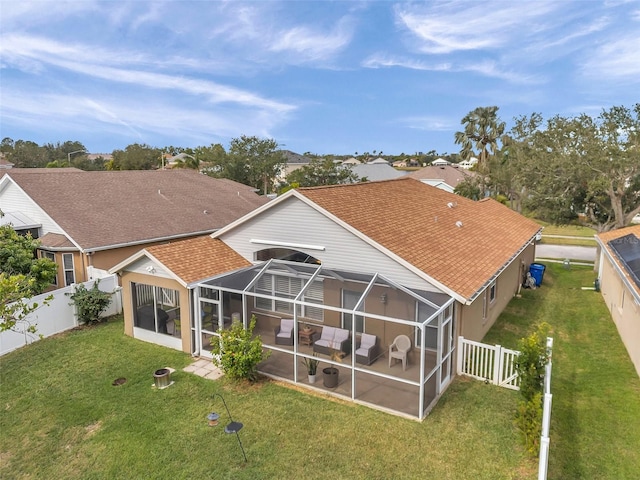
[{"xmin": 388, "ymin": 334, "xmax": 411, "ymax": 370}]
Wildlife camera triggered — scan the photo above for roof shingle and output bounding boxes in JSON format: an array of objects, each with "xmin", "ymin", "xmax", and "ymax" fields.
[
  {"xmin": 3, "ymin": 169, "xmax": 268, "ymax": 251},
  {"xmin": 299, "ymin": 178, "xmax": 540, "ymax": 300}
]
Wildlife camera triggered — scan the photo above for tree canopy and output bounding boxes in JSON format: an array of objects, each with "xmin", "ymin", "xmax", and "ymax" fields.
[
  {"xmin": 207, "ymin": 135, "xmax": 286, "ymax": 195},
  {"xmin": 284, "ymin": 157, "xmax": 360, "ymax": 189},
  {"xmin": 0, "ymin": 224, "xmax": 57, "ymax": 333}
]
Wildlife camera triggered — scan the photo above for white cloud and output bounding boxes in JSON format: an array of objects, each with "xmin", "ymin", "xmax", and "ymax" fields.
[
  {"xmin": 581, "ymin": 32, "xmax": 640, "ymax": 80},
  {"xmin": 394, "ymin": 2, "xmax": 559, "ymax": 54},
  {"xmin": 0, "ymin": 34, "xmax": 296, "ymax": 113}
]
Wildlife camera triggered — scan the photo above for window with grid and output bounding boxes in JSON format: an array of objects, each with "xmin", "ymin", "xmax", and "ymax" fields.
[{"xmin": 63, "ymin": 253, "xmax": 75, "ymax": 286}]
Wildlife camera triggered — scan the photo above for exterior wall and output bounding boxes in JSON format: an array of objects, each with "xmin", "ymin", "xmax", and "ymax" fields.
[
  {"xmin": 220, "ymin": 196, "xmax": 440, "ymax": 293},
  {"xmin": 460, "ymin": 244, "xmax": 535, "ymax": 342},
  {"xmin": 599, "ymin": 256, "xmax": 640, "ymax": 377},
  {"xmin": 89, "ymin": 235, "xmax": 208, "ymax": 272},
  {"xmin": 0, "ymin": 179, "xmax": 64, "ymax": 235},
  {"xmin": 120, "ymin": 271, "xmax": 191, "ymax": 353}
]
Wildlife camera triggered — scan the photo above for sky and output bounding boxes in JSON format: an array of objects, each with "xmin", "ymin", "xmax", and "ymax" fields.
[{"xmin": 1, "ymin": 1, "xmax": 639, "ymax": 157}]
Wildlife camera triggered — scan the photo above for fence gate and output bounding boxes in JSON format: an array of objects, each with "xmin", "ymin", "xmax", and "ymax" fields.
[{"xmin": 456, "ymin": 336, "xmax": 520, "ymax": 390}]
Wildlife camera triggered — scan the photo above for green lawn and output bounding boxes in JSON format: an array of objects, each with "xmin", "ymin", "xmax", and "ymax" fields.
[
  {"xmin": 1, "ymin": 265, "xmax": 638, "ymax": 479},
  {"xmin": 483, "ymin": 263, "xmax": 640, "ymax": 479}
]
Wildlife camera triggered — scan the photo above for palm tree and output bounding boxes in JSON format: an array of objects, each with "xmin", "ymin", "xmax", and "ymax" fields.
[{"xmin": 454, "ymin": 106, "xmax": 506, "ymax": 173}]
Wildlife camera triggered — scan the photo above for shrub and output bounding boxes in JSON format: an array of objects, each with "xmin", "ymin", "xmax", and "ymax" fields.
[
  {"xmin": 515, "ymin": 392, "xmax": 543, "ymax": 455},
  {"xmin": 211, "ymin": 315, "xmax": 270, "ymax": 382},
  {"xmin": 514, "ymin": 322, "xmax": 550, "ymax": 456},
  {"xmin": 67, "ymin": 281, "xmax": 113, "ymax": 325}
]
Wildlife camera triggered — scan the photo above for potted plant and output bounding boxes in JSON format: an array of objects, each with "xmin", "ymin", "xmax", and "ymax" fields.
[
  {"xmin": 322, "ymin": 350, "xmax": 342, "ymax": 388},
  {"xmin": 302, "ymin": 354, "xmax": 320, "ymax": 384}
]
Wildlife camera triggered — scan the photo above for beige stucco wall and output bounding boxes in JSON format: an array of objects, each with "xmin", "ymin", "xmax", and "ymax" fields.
[
  {"xmin": 599, "ymin": 256, "xmax": 640, "ymax": 378},
  {"xmin": 460, "ymin": 244, "xmax": 536, "ymax": 342},
  {"xmin": 120, "ymin": 271, "xmax": 192, "ymax": 353}
]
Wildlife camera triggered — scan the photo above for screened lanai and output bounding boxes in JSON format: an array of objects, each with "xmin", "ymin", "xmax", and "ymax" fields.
[{"xmin": 194, "ymin": 259, "xmax": 455, "ymax": 420}]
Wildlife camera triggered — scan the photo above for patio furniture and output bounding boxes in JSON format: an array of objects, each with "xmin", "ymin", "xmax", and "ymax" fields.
[
  {"xmin": 388, "ymin": 334, "xmax": 411, "ymax": 370},
  {"xmin": 355, "ymin": 333, "xmax": 379, "ymax": 365},
  {"xmin": 274, "ymin": 318, "xmax": 294, "ymax": 345},
  {"xmin": 313, "ymin": 326, "xmax": 351, "ymax": 356}
]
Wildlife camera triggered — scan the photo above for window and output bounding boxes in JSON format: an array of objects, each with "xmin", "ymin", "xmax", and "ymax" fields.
[
  {"xmin": 489, "ymin": 280, "xmax": 497, "ymax": 303},
  {"xmin": 63, "ymin": 253, "xmax": 75, "ymax": 286},
  {"xmin": 41, "ymin": 251, "xmax": 57, "ymax": 286},
  {"xmin": 255, "ymin": 273, "xmax": 324, "ymax": 321},
  {"xmin": 132, "ymin": 282, "xmax": 180, "ymax": 337}
]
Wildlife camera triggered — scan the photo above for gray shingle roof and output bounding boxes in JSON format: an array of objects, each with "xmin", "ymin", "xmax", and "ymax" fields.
[{"xmin": 4, "ymin": 169, "xmax": 268, "ymax": 251}]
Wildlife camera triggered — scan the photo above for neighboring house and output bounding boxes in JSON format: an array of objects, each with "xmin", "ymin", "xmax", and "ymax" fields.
[
  {"xmin": 407, "ymin": 165, "xmax": 476, "ymax": 193},
  {"xmin": 341, "ymin": 157, "xmax": 360, "ymax": 165},
  {"xmin": 351, "ymin": 163, "xmax": 407, "ymax": 182},
  {"xmin": 112, "ymin": 177, "xmax": 540, "ymax": 419},
  {"xmin": 595, "ymin": 225, "xmax": 640, "ymax": 377},
  {"xmin": 367, "ymin": 157, "xmax": 389, "ymax": 165},
  {"xmin": 278, "ymin": 150, "xmax": 312, "ymax": 182},
  {"xmin": 458, "ymin": 158, "xmax": 478, "ymax": 169},
  {"xmin": 432, "ymin": 158, "xmax": 450, "ymax": 166},
  {"xmin": 0, "ymin": 169, "xmax": 268, "ymax": 289}
]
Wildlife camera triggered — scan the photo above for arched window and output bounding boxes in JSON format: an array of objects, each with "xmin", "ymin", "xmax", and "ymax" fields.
[{"xmin": 255, "ymin": 248, "xmax": 320, "ymax": 264}]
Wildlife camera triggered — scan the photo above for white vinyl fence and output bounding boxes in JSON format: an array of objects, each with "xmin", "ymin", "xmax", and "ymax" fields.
[
  {"xmin": 457, "ymin": 335, "xmax": 554, "ymax": 480},
  {"xmin": 456, "ymin": 336, "xmax": 521, "ymax": 390},
  {"xmin": 538, "ymin": 337, "xmax": 554, "ymax": 480},
  {"xmin": 0, "ymin": 274, "xmax": 122, "ymax": 356}
]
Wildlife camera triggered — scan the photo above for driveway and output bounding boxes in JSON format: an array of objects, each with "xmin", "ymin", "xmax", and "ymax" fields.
[{"xmin": 535, "ymin": 244, "xmax": 596, "ymax": 262}]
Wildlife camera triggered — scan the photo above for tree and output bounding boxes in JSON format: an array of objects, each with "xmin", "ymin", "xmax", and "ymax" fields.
[
  {"xmin": 508, "ymin": 105, "xmax": 640, "ymax": 231},
  {"xmin": 0, "ymin": 224, "xmax": 57, "ymax": 333},
  {"xmin": 284, "ymin": 157, "xmax": 360, "ymax": 189},
  {"xmin": 0, "ymin": 225, "xmax": 57, "ymax": 294},
  {"xmin": 454, "ymin": 106, "xmax": 506, "ymax": 174},
  {"xmin": 110, "ymin": 143, "xmax": 161, "ymax": 170},
  {"xmin": 215, "ymin": 136, "xmax": 286, "ymax": 194}
]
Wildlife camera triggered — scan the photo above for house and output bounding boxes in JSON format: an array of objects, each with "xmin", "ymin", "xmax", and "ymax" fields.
[
  {"xmin": 367, "ymin": 157, "xmax": 389, "ymax": 165},
  {"xmin": 407, "ymin": 164, "xmax": 476, "ymax": 193},
  {"xmin": 458, "ymin": 157, "xmax": 478, "ymax": 170},
  {"xmin": 341, "ymin": 157, "xmax": 360, "ymax": 165},
  {"xmin": 111, "ymin": 177, "xmax": 540, "ymax": 419},
  {"xmin": 350, "ymin": 163, "xmax": 407, "ymax": 182},
  {"xmin": 277, "ymin": 150, "xmax": 312, "ymax": 182},
  {"xmin": 595, "ymin": 225, "xmax": 640, "ymax": 377},
  {"xmin": 0, "ymin": 169, "xmax": 268, "ymax": 289},
  {"xmin": 431, "ymin": 158, "xmax": 450, "ymax": 166}
]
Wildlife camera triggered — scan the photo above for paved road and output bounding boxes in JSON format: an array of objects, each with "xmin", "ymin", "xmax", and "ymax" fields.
[{"xmin": 535, "ymin": 244, "xmax": 596, "ymax": 262}]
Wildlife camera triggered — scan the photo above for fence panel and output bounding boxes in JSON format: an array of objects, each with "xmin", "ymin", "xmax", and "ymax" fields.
[
  {"xmin": 498, "ymin": 346, "xmax": 521, "ymax": 390},
  {"xmin": 0, "ymin": 275, "xmax": 122, "ymax": 356}
]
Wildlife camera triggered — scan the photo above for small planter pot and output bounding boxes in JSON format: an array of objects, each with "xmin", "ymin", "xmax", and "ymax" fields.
[
  {"xmin": 308, "ymin": 374, "xmax": 317, "ymax": 384},
  {"xmin": 322, "ymin": 367, "xmax": 339, "ymax": 388}
]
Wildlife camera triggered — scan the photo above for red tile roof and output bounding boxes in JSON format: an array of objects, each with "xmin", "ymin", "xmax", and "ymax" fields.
[
  {"xmin": 145, "ymin": 236, "xmax": 251, "ymax": 285},
  {"xmin": 299, "ymin": 178, "xmax": 540, "ymax": 300}
]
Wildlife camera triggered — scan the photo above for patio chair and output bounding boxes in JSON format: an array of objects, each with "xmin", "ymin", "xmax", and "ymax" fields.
[
  {"xmin": 388, "ymin": 334, "xmax": 411, "ymax": 371},
  {"xmin": 274, "ymin": 318, "xmax": 294, "ymax": 345},
  {"xmin": 355, "ymin": 333, "xmax": 379, "ymax": 366}
]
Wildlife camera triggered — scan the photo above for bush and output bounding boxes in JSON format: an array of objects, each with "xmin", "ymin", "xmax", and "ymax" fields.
[
  {"xmin": 67, "ymin": 281, "xmax": 113, "ymax": 325},
  {"xmin": 514, "ymin": 322, "xmax": 550, "ymax": 456},
  {"xmin": 211, "ymin": 315, "xmax": 270, "ymax": 382},
  {"xmin": 516, "ymin": 392, "xmax": 543, "ymax": 455}
]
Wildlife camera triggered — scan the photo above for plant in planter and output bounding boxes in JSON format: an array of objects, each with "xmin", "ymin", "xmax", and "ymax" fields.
[
  {"xmin": 322, "ymin": 349, "xmax": 342, "ymax": 388},
  {"xmin": 302, "ymin": 354, "xmax": 320, "ymax": 384}
]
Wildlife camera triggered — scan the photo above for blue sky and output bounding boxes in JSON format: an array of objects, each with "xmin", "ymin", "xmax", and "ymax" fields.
[{"xmin": 1, "ymin": 1, "xmax": 639, "ymax": 156}]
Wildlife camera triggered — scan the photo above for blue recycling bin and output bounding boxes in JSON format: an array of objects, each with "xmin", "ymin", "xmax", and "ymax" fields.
[{"xmin": 529, "ymin": 263, "xmax": 546, "ymax": 287}]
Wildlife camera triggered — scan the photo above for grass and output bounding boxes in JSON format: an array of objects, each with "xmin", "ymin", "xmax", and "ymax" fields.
[
  {"xmin": 1, "ymin": 318, "xmax": 534, "ymax": 480},
  {"xmin": 538, "ymin": 237, "xmax": 597, "ymax": 247},
  {"xmin": 536, "ymin": 222, "xmax": 597, "ymax": 238},
  {"xmin": 2, "ymin": 264, "xmax": 638, "ymax": 479},
  {"xmin": 483, "ymin": 263, "xmax": 640, "ymax": 479}
]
